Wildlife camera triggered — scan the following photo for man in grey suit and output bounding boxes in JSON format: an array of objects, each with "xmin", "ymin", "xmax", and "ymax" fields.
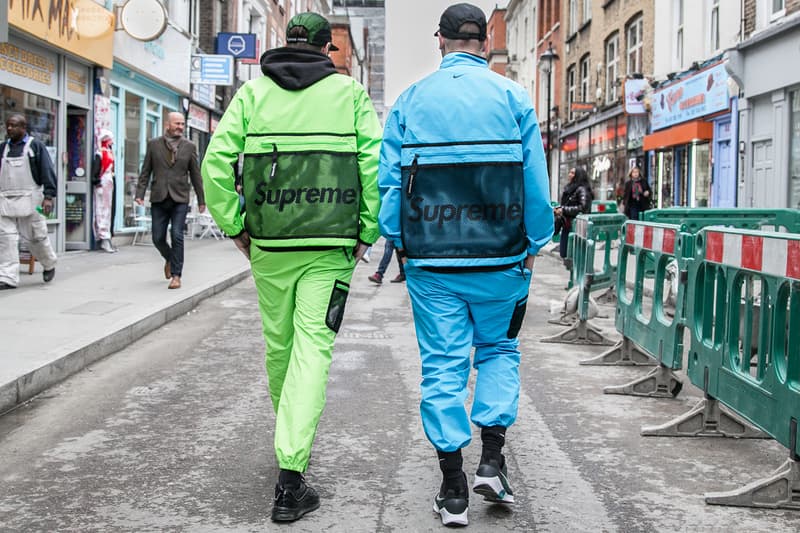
[{"xmin": 135, "ymin": 112, "xmax": 205, "ymax": 289}]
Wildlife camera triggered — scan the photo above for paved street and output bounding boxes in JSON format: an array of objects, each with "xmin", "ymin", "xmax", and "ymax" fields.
[{"xmin": 0, "ymin": 245, "xmax": 796, "ymax": 532}]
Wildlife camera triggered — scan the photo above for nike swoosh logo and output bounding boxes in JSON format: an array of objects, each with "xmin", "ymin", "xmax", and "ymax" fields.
[{"xmin": 453, "ymin": 73, "xmax": 465, "ymax": 78}]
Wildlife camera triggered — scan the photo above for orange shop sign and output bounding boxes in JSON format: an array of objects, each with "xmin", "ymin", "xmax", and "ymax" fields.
[{"xmin": 9, "ymin": 0, "xmax": 115, "ymax": 68}]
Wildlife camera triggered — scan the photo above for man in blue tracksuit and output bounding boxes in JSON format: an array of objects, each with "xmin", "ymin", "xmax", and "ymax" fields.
[{"xmin": 378, "ymin": 3, "xmax": 553, "ymax": 526}]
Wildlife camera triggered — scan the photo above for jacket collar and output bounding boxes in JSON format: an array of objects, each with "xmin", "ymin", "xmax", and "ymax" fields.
[{"xmin": 440, "ymin": 52, "xmax": 488, "ymax": 70}]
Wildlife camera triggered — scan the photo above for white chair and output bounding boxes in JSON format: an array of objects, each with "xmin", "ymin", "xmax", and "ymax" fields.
[
  {"xmin": 193, "ymin": 212, "xmax": 223, "ymax": 240},
  {"xmin": 131, "ymin": 201, "xmax": 152, "ymax": 246}
]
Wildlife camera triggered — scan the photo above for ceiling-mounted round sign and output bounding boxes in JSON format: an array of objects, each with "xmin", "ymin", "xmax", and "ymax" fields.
[{"xmin": 119, "ymin": 0, "xmax": 168, "ymax": 42}]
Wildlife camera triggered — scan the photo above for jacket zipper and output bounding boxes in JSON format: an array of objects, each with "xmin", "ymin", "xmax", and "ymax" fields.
[
  {"xmin": 269, "ymin": 143, "xmax": 278, "ymax": 180},
  {"xmin": 406, "ymin": 154, "xmax": 418, "ymax": 198}
]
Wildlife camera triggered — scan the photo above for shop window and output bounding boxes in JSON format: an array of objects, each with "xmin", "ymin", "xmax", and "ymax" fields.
[
  {"xmin": 693, "ymin": 143, "xmax": 711, "ymax": 207},
  {"xmin": 124, "ymin": 92, "xmax": 142, "ymax": 228},
  {"xmin": 789, "ymin": 89, "xmax": 800, "ymax": 208},
  {"xmin": 0, "ymin": 87, "xmax": 59, "ymax": 218}
]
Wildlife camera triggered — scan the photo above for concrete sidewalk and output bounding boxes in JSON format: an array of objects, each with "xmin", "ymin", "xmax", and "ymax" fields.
[{"xmin": 0, "ymin": 238, "xmax": 251, "ymax": 415}]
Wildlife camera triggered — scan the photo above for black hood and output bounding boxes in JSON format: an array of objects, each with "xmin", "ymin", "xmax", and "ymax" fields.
[{"xmin": 260, "ymin": 48, "xmax": 337, "ymax": 90}]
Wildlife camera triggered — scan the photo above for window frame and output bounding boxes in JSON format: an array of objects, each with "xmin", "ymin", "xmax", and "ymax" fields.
[
  {"xmin": 580, "ymin": 55, "xmax": 590, "ymax": 104},
  {"xmin": 626, "ymin": 15, "xmax": 643, "ymax": 75},
  {"xmin": 567, "ymin": 64, "xmax": 577, "ymax": 121},
  {"xmin": 709, "ymin": 0, "xmax": 720, "ymax": 53},
  {"xmin": 569, "ymin": 0, "xmax": 578, "ymax": 34},
  {"xmin": 605, "ymin": 33, "xmax": 619, "ymax": 105}
]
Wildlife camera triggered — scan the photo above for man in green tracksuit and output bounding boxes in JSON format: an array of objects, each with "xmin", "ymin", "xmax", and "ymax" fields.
[{"xmin": 201, "ymin": 13, "xmax": 381, "ymax": 523}]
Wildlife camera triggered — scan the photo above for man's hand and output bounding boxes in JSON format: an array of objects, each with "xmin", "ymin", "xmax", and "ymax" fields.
[
  {"xmin": 524, "ymin": 254, "xmax": 535, "ymax": 271},
  {"xmin": 232, "ymin": 231, "xmax": 251, "ymax": 260},
  {"xmin": 41, "ymin": 197, "xmax": 54, "ymax": 216},
  {"xmin": 353, "ymin": 242, "xmax": 369, "ymax": 263},
  {"xmin": 554, "ymin": 207, "xmax": 563, "ymax": 217},
  {"xmin": 198, "ymin": 204, "xmax": 207, "ymax": 213},
  {"xmin": 135, "ymin": 198, "xmax": 144, "ymax": 206}
]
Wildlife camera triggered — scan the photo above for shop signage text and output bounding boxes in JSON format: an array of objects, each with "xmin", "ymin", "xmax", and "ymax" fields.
[
  {"xmin": 187, "ymin": 103, "xmax": 210, "ymax": 133},
  {"xmin": 190, "ymin": 54, "xmax": 234, "ymax": 86},
  {"xmin": 651, "ymin": 63, "xmax": 730, "ymax": 131},
  {"xmin": 0, "ymin": 41, "xmax": 55, "ymax": 85},
  {"xmin": 8, "ymin": 0, "xmax": 114, "ymax": 68}
]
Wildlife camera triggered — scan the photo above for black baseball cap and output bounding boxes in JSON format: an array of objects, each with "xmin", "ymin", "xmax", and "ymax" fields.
[
  {"xmin": 435, "ymin": 3, "xmax": 487, "ymax": 41},
  {"xmin": 286, "ymin": 12, "xmax": 340, "ymax": 51}
]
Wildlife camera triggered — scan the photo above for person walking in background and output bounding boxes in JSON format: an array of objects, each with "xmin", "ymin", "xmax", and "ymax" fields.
[
  {"xmin": 367, "ymin": 237, "xmax": 405, "ymax": 284},
  {"xmin": 622, "ymin": 166, "xmax": 652, "ymax": 220},
  {"xmin": 378, "ymin": 3, "xmax": 553, "ymax": 526},
  {"xmin": 553, "ymin": 166, "xmax": 593, "ymax": 268},
  {"xmin": 92, "ymin": 129, "xmax": 116, "ymax": 253},
  {"xmin": 0, "ymin": 113, "xmax": 57, "ymax": 289},
  {"xmin": 135, "ymin": 112, "xmax": 205, "ymax": 290},
  {"xmin": 201, "ymin": 12, "xmax": 381, "ymax": 523}
]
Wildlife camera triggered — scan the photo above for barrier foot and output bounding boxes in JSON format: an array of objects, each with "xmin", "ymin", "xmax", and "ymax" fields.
[
  {"xmin": 640, "ymin": 398, "xmax": 769, "ymax": 438},
  {"xmin": 579, "ymin": 338, "xmax": 656, "ymax": 366},
  {"xmin": 604, "ymin": 364, "xmax": 683, "ymax": 397},
  {"xmin": 595, "ymin": 287, "xmax": 617, "ymax": 306},
  {"xmin": 705, "ymin": 458, "xmax": 800, "ymax": 509},
  {"xmin": 547, "ymin": 313, "xmax": 576, "ymax": 326},
  {"xmin": 540, "ymin": 319, "xmax": 615, "ymax": 346}
]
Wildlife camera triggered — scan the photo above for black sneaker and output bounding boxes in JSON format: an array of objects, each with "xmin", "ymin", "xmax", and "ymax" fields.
[
  {"xmin": 271, "ymin": 478, "xmax": 320, "ymax": 522},
  {"xmin": 43, "ymin": 268, "xmax": 55, "ymax": 283},
  {"xmin": 0, "ymin": 282, "xmax": 16, "ymax": 290},
  {"xmin": 433, "ymin": 474, "xmax": 468, "ymax": 527},
  {"xmin": 473, "ymin": 457, "xmax": 514, "ymax": 504}
]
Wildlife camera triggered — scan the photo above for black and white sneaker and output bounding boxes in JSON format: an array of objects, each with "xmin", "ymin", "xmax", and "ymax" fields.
[
  {"xmin": 271, "ymin": 478, "xmax": 320, "ymax": 522},
  {"xmin": 433, "ymin": 476, "xmax": 469, "ymax": 527},
  {"xmin": 473, "ymin": 458, "xmax": 515, "ymax": 504}
]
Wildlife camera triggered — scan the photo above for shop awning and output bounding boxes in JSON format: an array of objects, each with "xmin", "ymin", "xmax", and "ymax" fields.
[{"xmin": 643, "ymin": 120, "xmax": 714, "ymax": 151}]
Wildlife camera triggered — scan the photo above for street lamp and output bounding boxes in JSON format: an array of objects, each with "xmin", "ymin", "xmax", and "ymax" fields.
[{"xmin": 538, "ymin": 41, "xmax": 559, "ymax": 179}]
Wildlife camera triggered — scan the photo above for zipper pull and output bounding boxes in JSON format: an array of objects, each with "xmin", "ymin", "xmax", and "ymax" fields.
[
  {"xmin": 269, "ymin": 143, "xmax": 278, "ymax": 180},
  {"xmin": 406, "ymin": 154, "xmax": 418, "ymax": 197}
]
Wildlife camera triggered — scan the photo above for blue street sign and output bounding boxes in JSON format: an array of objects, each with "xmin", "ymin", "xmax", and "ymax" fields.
[
  {"xmin": 190, "ymin": 55, "xmax": 234, "ymax": 86},
  {"xmin": 215, "ymin": 32, "xmax": 258, "ymax": 59}
]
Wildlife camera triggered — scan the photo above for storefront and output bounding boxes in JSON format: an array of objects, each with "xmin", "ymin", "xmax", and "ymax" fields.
[
  {"xmin": 727, "ymin": 16, "xmax": 800, "ymax": 208},
  {"xmin": 642, "ymin": 61, "xmax": 736, "ymax": 208},
  {"xmin": 2, "ymin": 2, "xmax": 114, "ymax": 251},
  {"xmin": 558, "ymin": 109, "xmax": 627, "ymax": 203},
  {"xmin": 107, "ymin": 26, "xmax": 192, "ymax": 234}
]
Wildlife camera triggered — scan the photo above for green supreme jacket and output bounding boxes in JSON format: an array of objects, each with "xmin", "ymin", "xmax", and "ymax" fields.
[{"xmin": 201, "ymin": 48, "xmax": 382, "ymax": 249}]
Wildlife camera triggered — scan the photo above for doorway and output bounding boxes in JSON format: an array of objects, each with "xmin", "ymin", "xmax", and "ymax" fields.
[{"xmin": 65, "ymin": 106, "xmax": 91, "ymax": 250}]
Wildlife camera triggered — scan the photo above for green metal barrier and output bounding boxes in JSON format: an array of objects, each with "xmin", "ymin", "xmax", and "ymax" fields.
[
  {"xmin": 543, "ymin": 213, "xmax": 626, "ymax": 345},
  {"xmin": 550, "ymin": 201, "xmax": 561, "ymax": 243},
  {"xmin": 592, "ymin": 200, "xmax": 619, "ymax": 214},
  {"xmin": 643, "ymin": 207, "xmax": 800, "ymax": 233},
  {"xmin": 643, "ymin": 227, "xmax": 800, "ymax": 508},
  {"xmin": 581, "ymin": 222, "xmax": 693, "ymax": 399}
]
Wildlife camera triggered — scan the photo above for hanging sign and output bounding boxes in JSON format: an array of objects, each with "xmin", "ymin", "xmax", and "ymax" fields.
[{"xmin": 651, "ymin": 63, "xmax": 730, "ymax": 131}]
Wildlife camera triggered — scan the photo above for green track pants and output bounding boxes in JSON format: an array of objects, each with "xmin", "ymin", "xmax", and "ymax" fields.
[{"xmin": 251, "ymin": 247, "xmax": 355, "ymax": 472}]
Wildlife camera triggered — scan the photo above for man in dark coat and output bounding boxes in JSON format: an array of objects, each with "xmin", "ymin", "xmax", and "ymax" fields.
[{"xmin": 136, "ymin": 112, "xmax": 205, "ymax": 289}]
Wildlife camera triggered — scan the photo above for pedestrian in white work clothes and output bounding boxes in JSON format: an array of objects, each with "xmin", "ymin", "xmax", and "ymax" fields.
[{"xmin": 0, "ymin": 113, "xmax": 57, "ymax": 289}]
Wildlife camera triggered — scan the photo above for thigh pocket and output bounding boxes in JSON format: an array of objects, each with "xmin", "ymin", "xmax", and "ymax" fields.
[
  {"xmin": 506, "ymin": 296, "xmax": 528, "ymax": 339},
  {"xmin": 325, "ymin": 279, "xmax": 350, "ymax": 333}
]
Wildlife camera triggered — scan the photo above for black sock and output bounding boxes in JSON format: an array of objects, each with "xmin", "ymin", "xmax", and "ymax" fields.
[
  {"xmin": 279, "ymin": 469, "xmax": 302, "ymax": 488},
  {"xmin": 437, "ymin": 449, "xmax": 465, "ymax": 490},
  {"xmin": 480, "ymin": 425, "xmax": 506, "ymax": 464}
]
